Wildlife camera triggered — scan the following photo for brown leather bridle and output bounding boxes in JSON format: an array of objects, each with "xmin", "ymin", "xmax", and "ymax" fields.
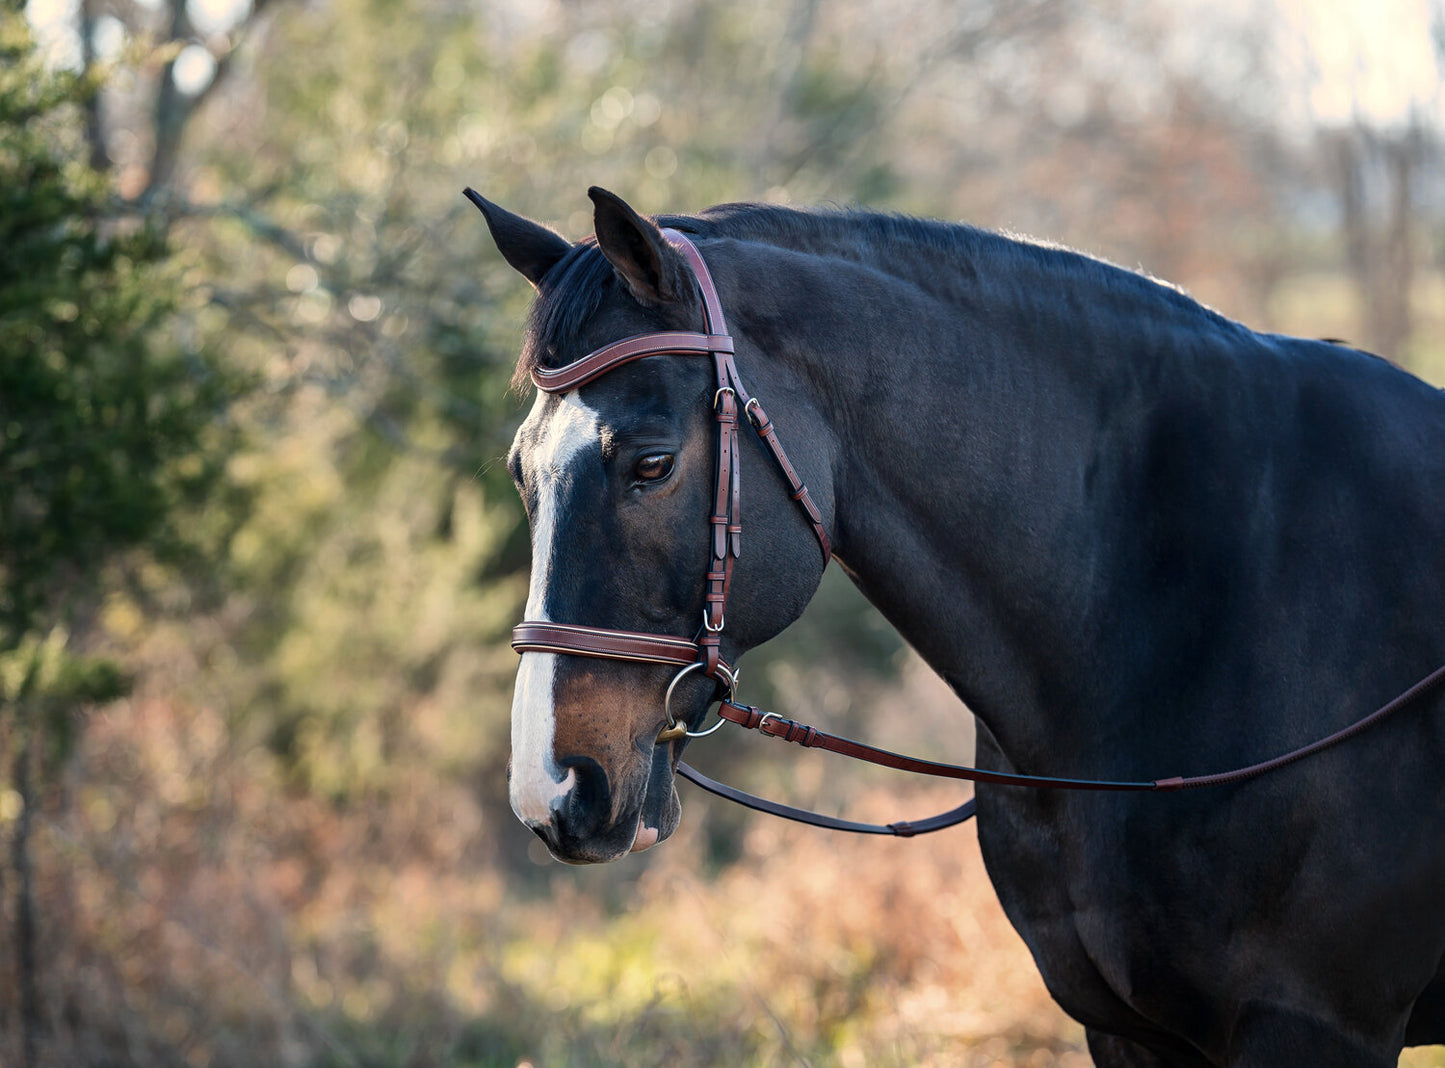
[
  {"xmin": 510, "ymin": 228, "xmax": 1445, "ymax": 838},
  {"xmin": 510, "ymin": 229, "xmax": 831, "ymax": 741}
]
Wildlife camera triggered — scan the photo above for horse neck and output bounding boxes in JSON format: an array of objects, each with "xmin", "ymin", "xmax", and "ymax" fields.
[{"xmin": 720, "ymin": 230, "xmax": 1249, "ymax": 768}]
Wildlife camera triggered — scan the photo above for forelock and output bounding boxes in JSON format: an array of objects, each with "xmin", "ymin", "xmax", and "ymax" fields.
[{"xmin": 513, "ymin": 242, "xmax": 617, "ymax": 394}]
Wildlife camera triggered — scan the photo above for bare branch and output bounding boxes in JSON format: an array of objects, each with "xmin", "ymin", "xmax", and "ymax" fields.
[
  {"xmin": 142, "ymin": 0, "xmax": 283, "ymax": 203},
  {"xmin": 78, "ymin": 0, "xmax": 111, "ymax": 171},
  {"xmin": 143, "ymin": 0, "xmax": 193, "ymax": 201}
]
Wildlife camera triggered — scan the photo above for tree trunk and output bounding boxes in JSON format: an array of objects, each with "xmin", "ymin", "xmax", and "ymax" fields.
[
  {"xmin": 1330, "ymin": 124, "xmax": 1423, "ymax": 362},
  {"xmin": 11, "ymin": 740, "xmax": 40, "ymax": 1068}
]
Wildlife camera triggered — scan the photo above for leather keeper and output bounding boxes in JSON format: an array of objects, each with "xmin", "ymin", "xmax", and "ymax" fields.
[{"xmin": 719, "ymin": 701, "xmax": 761, "ymax": 729}]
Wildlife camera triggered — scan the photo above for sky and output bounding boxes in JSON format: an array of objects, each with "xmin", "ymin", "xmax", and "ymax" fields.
[
  {"xmin": 23, "ymin": 0, "xmax": 1445, "ymax": 126},
  {"xmin": 1277, "ymin": 0, "xmax": 1443, "ymax": 126}
]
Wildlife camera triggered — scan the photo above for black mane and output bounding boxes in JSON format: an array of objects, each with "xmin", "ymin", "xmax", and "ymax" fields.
[{"xmin": 516, "ymin": 202, "xmax": 1233, "ymax": 391}]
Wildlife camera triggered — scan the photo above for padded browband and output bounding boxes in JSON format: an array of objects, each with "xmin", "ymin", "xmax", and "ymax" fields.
[{"xmin": 531, "ymin": 332, "xmax": 734, "ymax": 394}]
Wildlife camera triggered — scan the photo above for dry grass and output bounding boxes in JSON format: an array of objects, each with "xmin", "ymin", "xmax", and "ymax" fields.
[
  {"xmin": 11, "ymin": 683, "xmax": 1443, "ymax": 1065},
  {"xmin": 6, "ymin": 639, "xmax": 1444, "ymax": 1064},
  {"xmin": 7, "ymin": 689, "xmax": 1087, "ymax": 1066},
  {"xmin": 495, "ymin": 790, "xmax": 1090, "ymax": 1067}
]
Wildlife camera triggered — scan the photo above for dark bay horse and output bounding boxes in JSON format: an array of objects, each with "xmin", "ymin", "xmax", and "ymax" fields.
[{"xmin": 473, "ymin": 185, "xmax": 1445, "ymax": 1066}]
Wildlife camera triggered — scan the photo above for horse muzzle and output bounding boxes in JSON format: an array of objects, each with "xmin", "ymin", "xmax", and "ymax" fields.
[{"xmin": 521, "ymin": 746, "xmax": 682, "ymax": 864}]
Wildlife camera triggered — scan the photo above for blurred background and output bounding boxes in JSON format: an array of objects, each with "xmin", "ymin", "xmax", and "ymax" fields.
[{"xmin": 3, "ymin": 0, "xmax": 1443, "ymax": 1063}]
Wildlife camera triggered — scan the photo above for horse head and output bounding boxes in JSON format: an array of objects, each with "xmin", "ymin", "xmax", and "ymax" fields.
[{"xmin": 473, "ymin": 187, "xmax": 833, "ymax": 863}]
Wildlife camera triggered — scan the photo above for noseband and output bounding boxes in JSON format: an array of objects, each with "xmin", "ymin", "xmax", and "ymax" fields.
[{"xmin": 510, "ymin": 229, "xmax": 831, "ymax": 740}]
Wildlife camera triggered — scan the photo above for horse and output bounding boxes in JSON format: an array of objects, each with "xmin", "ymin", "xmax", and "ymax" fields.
[{"xmin": 471, "ymin": 184, "xmax": 1445, "ymax": 1066}]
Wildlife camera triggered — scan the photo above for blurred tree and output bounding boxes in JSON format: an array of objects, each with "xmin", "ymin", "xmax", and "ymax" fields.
[
  {"xmin": 7, "ymin": 0, "xmax": 1441, "ymax": 1060},
  {"xmin": 50, "ymin": 0, "xmax": 928, "ymax": 813},
  {"xmin": 1327, "ymin": 120, "xmax": 1435, "ymax": 360},
  {"xmin": 0, "ymin": 7, "xmax": 239, "ymax": 1063}
]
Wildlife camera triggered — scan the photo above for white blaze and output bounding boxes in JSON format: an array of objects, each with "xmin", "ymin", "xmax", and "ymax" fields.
[{"xmin": 509, "ymin": 391, "xmax": 600, "ymax": 825}]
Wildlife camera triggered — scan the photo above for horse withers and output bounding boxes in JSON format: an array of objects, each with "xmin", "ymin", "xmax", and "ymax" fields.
[{"xmin": 475, "ymin": 185, "xmax": 1445, "ymax": 1066}]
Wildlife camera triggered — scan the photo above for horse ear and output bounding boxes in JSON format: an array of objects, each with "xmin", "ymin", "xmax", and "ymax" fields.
[
  {"xmin": 588, "ymin": 186, "xmax": 688, "ymax": 305},
  {"xmin": 464, "ymin": 188, "xmax": 570, "ymax": 289}
]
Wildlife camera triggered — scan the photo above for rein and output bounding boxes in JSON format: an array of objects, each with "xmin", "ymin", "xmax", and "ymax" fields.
[
  {"xmin": 679, "ymin": 663, "xmax": 1445, "ymax": 836},
  {"xmin": 512, "ymin": 228, "xmax": 1445, "ymax": 838}
]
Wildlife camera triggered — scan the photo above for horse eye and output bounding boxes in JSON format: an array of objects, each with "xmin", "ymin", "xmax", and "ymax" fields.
[{"xmin": 633, "ymin": 452, "xmax": 675, "ymax": 484}]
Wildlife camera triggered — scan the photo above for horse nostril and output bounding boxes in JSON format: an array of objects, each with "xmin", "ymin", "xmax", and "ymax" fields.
[{"xmin": 556, "ymin": 756, "xmax": 610, "ymax": 840}]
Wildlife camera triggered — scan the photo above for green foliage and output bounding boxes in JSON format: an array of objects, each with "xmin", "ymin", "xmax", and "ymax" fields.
[
  {"xmin": 0, "ymin": 9, "xmax": 236, "ymax": 670},
  {"xmin": 0, "ymin": 22, "xmax": 252, "ymax": 1060},
  {"xmin": 6, "ymin": 0, "xmax": 1441, "ymax": 1062},
  {"xmin": 0, "ymin": 627, "xmax": 128, "ymax": 707},
  {"xmin": 168, "ymin": 0, "xmax": 915, "ymax": 803},
  {"xmin": 0, "ymin": 627, "xmax": 126, "ymax": 775}
]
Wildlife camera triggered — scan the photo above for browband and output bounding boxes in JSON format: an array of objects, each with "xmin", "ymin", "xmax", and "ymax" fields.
[{"xmin": 531, "ymin": 332, "xmax": 734, "ymax": 393}]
